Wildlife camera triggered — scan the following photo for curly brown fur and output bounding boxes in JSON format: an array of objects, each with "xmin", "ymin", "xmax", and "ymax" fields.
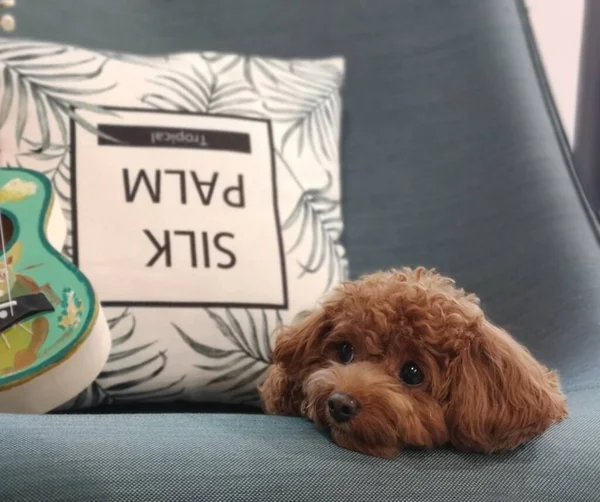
[{"xmin": 259, "ymin": 267, "xmax": 567, "ymax": 458}]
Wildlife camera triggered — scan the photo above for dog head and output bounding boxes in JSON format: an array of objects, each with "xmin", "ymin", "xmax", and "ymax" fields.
[{"xmin": 260, "ymin": 267, "xmax": 567, "ymax": 458}]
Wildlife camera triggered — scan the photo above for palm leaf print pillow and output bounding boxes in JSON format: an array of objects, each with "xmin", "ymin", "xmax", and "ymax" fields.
[{"xmin": 0, "ymin": 38, "xmax": 347, "ymax": 409}]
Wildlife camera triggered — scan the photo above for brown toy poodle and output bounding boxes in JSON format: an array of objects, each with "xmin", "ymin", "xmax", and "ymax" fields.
[{"xmin": 259, "ymin": 267, "xmax": 567, "ymax": 458}]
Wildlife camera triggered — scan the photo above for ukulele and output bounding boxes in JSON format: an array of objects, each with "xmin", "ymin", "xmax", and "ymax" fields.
[{"xmin": 0, "ymin": 167, "xmax": 111, "ymax": 413}]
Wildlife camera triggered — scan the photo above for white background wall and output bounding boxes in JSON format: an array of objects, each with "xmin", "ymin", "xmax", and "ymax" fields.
[{"xmin": 526, "ymin": 0, "xmax": 585, "ymax": 144}]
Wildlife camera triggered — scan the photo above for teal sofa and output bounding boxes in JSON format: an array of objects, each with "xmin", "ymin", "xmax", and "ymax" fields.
[{"xmin": 3, "ymin": 1, "xmax": 599, "ymax": 500}]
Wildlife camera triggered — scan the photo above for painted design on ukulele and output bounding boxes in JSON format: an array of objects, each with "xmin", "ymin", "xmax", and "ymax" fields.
[
  {"xmin": 0, "ymin": 169, "xmax": 95, "ymax": 389},
  {"xmin": 0, "ymin": 239, "xmax": 59, "ymax": 376},
  {"xmin": 0, "ymin": 178, "xmax": 38, "ymax": 203},
  {"xmin": 58, "ymin": 289, "xmax": 84, "ymax": 332},
  {"xmin": 0, "ymin": 179, "xmax": 59, "ymax": 376}
]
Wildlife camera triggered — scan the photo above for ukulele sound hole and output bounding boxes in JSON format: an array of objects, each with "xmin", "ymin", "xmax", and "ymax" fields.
[{"xmin": 0, "ymin": 212, "xmax": 15, "ymax": 252}]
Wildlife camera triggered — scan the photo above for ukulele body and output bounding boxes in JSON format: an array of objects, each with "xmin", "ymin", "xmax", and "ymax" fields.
[{"xmin": 0, "ymin": 168, "xmax": 111, "ymax": 413}]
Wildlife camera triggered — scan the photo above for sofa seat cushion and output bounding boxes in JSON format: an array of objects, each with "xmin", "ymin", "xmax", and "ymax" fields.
[{"xmin": 3, "ymin": 388, "xmax": 598, "ymax": 502}]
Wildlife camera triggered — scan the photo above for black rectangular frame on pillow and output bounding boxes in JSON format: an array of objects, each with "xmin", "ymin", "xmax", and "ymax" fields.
[{"xmin": 69, "ymin": 106, "xmax": 289, "ymax": 310}]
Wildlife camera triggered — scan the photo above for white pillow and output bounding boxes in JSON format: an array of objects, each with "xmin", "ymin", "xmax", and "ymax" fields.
[{"xmin": 0, "ymin": 38, "xmax": 347, "ymax": 408}]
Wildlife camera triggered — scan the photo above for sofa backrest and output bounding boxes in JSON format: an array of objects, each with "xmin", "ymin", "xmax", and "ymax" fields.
[{"xmin": 9, "ymin": 0, "xmax": 600, "ymax": 389}]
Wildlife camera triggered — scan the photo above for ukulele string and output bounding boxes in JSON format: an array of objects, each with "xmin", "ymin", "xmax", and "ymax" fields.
[{"xmin": 18, "ymin": 322, "xmax": 31, "ymax": 335}]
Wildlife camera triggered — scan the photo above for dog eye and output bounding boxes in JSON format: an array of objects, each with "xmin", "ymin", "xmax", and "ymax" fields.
[
  {"xmin": 338, "ymin": 342, "xmax": 354, "ymax": 364},
  {"xmin": 401, "ymin": 361, "xmax": 424, "ymax": 386}
]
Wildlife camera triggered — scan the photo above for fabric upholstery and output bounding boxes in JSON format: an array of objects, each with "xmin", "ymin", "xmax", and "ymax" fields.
[
  {"xmin": 14, "ymin": 0, "xmax": 600, "ymax": 390},
  {"xmin": 2, "ymin": 0, "xmax": 599, "ymax": 500},
  {"xmin": 2, "ymin": 388, "xmax": 599, "ymax": 502}
]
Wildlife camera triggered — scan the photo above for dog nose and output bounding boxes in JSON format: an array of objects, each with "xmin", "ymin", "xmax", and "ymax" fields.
[{"xmin": 328, "ymin": 392, "xmax": 359, "ymax": 423}]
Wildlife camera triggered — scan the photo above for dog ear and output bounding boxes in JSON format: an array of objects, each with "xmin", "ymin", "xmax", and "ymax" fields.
[
  {"xmin": 272, "ymin": 308, "xmax": 330, "ymax": 372},
  {"xmin": 443, "ymin": 321, "xmax": 567, "ymax": 453},
  {"xmin": 260, "ymin": 308, "xmax": 329, "ymax": 415}
]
